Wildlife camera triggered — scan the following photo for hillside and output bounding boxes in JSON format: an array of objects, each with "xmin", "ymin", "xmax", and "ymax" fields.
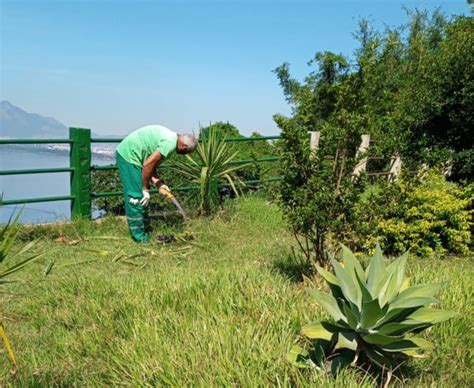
[{"xmin": 0, "ymin": 100, "xmax": 68, "ymax": 138}]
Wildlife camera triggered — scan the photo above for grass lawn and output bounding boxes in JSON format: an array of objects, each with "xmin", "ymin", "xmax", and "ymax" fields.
[{"xmin": 1, "ymin": 197, "xmax": 473, "ymax": 386}]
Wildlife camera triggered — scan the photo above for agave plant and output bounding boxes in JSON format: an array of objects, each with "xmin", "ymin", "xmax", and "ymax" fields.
[
  {"xmin": 289, "ymin": 244, "xmax": 457, "ymax": 384},
  {"xmin": 1, "ymin": 198, "xmax": 46, "ymax": 369},
  {"xmin": 172, "ymin": 128, "xmax": 250, "ymax": 215}
]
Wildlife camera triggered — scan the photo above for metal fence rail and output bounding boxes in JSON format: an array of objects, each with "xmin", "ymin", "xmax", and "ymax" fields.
[{"xmin": 1, "ymin": 127, "xmax": 282, "ymax": 217}]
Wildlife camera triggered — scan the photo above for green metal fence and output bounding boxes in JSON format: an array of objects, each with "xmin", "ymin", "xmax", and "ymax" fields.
[{"xmin": 0, "ymin": 128, "xmax": 281, "ymax": 219}]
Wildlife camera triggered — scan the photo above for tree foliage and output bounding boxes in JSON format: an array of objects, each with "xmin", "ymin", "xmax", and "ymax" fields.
[
  {"xmin": 352, "ymin": 11, "xmax": 473, "ymax": 178},
  {"xmin": 275, "ymin": 10, "xmax": 473, "ymax": 265},
  {"xmin": 275, "ymin": 51, "xmax": 366, "ymax": 266}
]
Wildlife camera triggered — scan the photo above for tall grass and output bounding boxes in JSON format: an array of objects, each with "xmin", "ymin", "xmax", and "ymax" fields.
[{"xmin": 1, "ymin": 197, "xmax": 472, "ymax": 386}]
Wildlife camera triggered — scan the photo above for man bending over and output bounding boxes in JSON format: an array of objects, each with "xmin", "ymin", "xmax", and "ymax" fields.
[{"xmin": 116, "ymin": 125, "xmax": 197, "ymax": 242}]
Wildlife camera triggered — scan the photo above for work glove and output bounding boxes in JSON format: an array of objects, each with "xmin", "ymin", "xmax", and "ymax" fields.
[
  {"xmin": 140, "ymin": 190, "xmax": 150, "ymax": 207},
  {"xmin": 158, "ymin": 183, "xmax": 172, "ymax": 197}
]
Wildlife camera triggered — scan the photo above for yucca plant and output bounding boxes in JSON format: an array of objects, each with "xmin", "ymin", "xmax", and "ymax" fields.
[
  {"xmin": 172, "ymin": 128, "xmax": 250, "ymax": 216},
  {"xmin": 1, "ymin": 198, "xmax": 46, "ymax": 370},
  {"xmin": 288, "ymin": 244, "xmax": 457, "ymax": 385}
]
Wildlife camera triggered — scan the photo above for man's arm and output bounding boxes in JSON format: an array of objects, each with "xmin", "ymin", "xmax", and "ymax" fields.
[
  {"xmin": 142, "ymin": 151, "xmax": 163, "ymax": 190},
  {"xmin": 151, "ymin": 170, "xmax": 161, "ymax": 186}
]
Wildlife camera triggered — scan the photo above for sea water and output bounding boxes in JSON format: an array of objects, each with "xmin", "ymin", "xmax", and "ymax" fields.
[{"xmin": 0, "ymin": 146, "xmax": 115, "ymax": 223}]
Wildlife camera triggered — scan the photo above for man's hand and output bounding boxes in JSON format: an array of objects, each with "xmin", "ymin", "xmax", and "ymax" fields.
[
  {"xmin": 140, "ymin": 190, "xmax": 150, "ymax": 207},
  {"xmin": 158, "ymin": 183, "xmax": 171, "ymax": 197}
]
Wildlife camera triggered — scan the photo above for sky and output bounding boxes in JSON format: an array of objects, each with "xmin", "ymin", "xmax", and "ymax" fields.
[{"xmin": 0, "ymin": 0, "xmax": 470, "ymax": 136}]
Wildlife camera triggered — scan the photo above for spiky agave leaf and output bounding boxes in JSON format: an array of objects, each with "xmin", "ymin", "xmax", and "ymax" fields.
[{"xmin": 292, "ymin": 244, "xmax": 458, "ymax": 375}]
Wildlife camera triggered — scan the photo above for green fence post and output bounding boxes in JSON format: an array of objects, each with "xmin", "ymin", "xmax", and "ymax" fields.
[{"xmin": 70, "ymin": 127, "xmax": 91, "ymax": 219}]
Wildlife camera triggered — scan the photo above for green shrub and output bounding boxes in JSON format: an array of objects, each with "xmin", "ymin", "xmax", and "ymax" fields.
[
  {"xmin": 274, "ymin": 51, "xmax": 367, "ymax": 266},
  {"xmin": 355, "ymin": 171, "xmax": 472, "ymax": 256},
  {"xmin": 289, "ymin": 244, "xmax": 457, "ymax": 385}
]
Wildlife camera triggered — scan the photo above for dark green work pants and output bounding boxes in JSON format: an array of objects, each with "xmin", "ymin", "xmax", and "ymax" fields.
[{"xmin": 116, "ymin": 151, "xmax": 150, "ymax": 243}]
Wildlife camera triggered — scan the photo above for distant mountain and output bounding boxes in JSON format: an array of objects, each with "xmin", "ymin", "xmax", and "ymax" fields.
[
  {"xmin": 0, "ymin": 101, "xmax": 117, "ymax": 159},
  {"xmin": 0, "ymin": 100, "xmax": 120, "ymax": 138},
  {"xmin": 0, "ymin": 100, "xmax": 69, "ymax": 138}
]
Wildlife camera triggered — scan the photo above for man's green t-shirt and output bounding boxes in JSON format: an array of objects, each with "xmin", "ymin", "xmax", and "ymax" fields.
[{"xmin": 116, "ymin": 125, "xmax": 178, "ymax": 166}]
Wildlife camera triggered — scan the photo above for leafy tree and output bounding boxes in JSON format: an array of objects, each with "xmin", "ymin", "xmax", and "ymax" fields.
[
  {"xmin": 275, "ymin": 9, "xmax": 473, "ymax": 265},
  {"xmin": 274, "ymin": 52, "xmax": 367, "ymax": 266},
  {"xmin": 352, "ymin": 12, "xmax": 473, "ymax": 179}
]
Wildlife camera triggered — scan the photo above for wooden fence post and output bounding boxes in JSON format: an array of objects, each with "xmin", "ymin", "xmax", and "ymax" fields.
[
  {"xmin": 309, "ymin": 131, "xmax": 320, "ymax": 158},
  {"xmin": 388, "ymin": 155, "xmax": 402, "ymax": 182},
  {"xmin": 352, "ymin": 134, "xmax": 370, "ymax": 181}
]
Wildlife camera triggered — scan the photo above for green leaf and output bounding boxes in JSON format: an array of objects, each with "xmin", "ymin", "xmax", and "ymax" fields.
[
  {"xmin": 388, "ymin": 297, "xmax": 438, "ymax": 311},
  {"xmin": 10, "ymin": 238, "xmax": 40, "ymax": 259},
  {"xmin": 395, "ymin": 283, "xmax": 445, "ymax": 301},
  {"xmin": 400, "ymin": 277, "xmax": 410, "ymax": 292},
  {"xmin": 378, "ymin": 322, "xmax": 431, "ymax": 336},
  {"xmin": 222, "ymin": 173, "xmax": 240, "ymax": 197},
  {"xmin": 405, "ymin": 308, "xmax": 458, "ymax": 324},
  {"xmin": 0, "ymin": 207, "xmax": 23, "ymax": 263},
  {"xmin": 308, "ymin": 289, "xmax": 346, "ymax": 323},
  {"xmin": 200, "ymin": 166, "xmax": 209, "ymax": 207},
  {"xmin": 383, "ymin": 251, "xmax": 408, "ymax": 305},
  {"xmin": 342, "ymin": 303, "xmax": 359, "ymax": 330},
  {"xmin": 287, "ymin": 345, "xmax": 313, "ymax": 369},
  {"xmin": 375, "ymin": 307, "xmax": 415, "ymax": 328},
  {"xmin": 365, "ymin": 242, "xmax": 386, "ymax": 296},
  {"xmin": 380, "ymin": 337, "xmax": 433, "ymax": 352},
  {"xmin": 331, "ymin": 259, "xmax": 362, "ymax": 311},
  {"xmin": 44, "ymin": 261, "xmax": 55, "ymax": 276},
  {"xmin": 375, "ymin": 271, "xmax": 393, "ymax": 308},
  {"xmin": 301, "ymin": 322, "xmax": 334, "ymax": 341},
  {"xmin": 362, "ymin": 332, "xmax": 404, "ymax": 346},
  {"xmin": 0, "ymin": 251, "xmax": 47, "ymax": 279},
  {"xmin": 320, "ymin": 321, "xmax": 350, "ymax": 333},
  {"xmin": 335, "ymin": 332, "xmax": 358, "ymax": 351},
  {"xmin": 315, "ymin": 264, "xmax": 339, "ymax": 287},
  {"xmin": 316, "ymin": 265, "xmax": 344, "ymax": 299},
  {"xmin": 357, "ymin": 275, "xmax": 374, "ymax": 304},
  {"xmin": 360, "ymin": 298, "xmax": 384, "ymax": 329},
  {"xmin": 340, "ymin": 244, "xmax": 365, "ymax": 283}
]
